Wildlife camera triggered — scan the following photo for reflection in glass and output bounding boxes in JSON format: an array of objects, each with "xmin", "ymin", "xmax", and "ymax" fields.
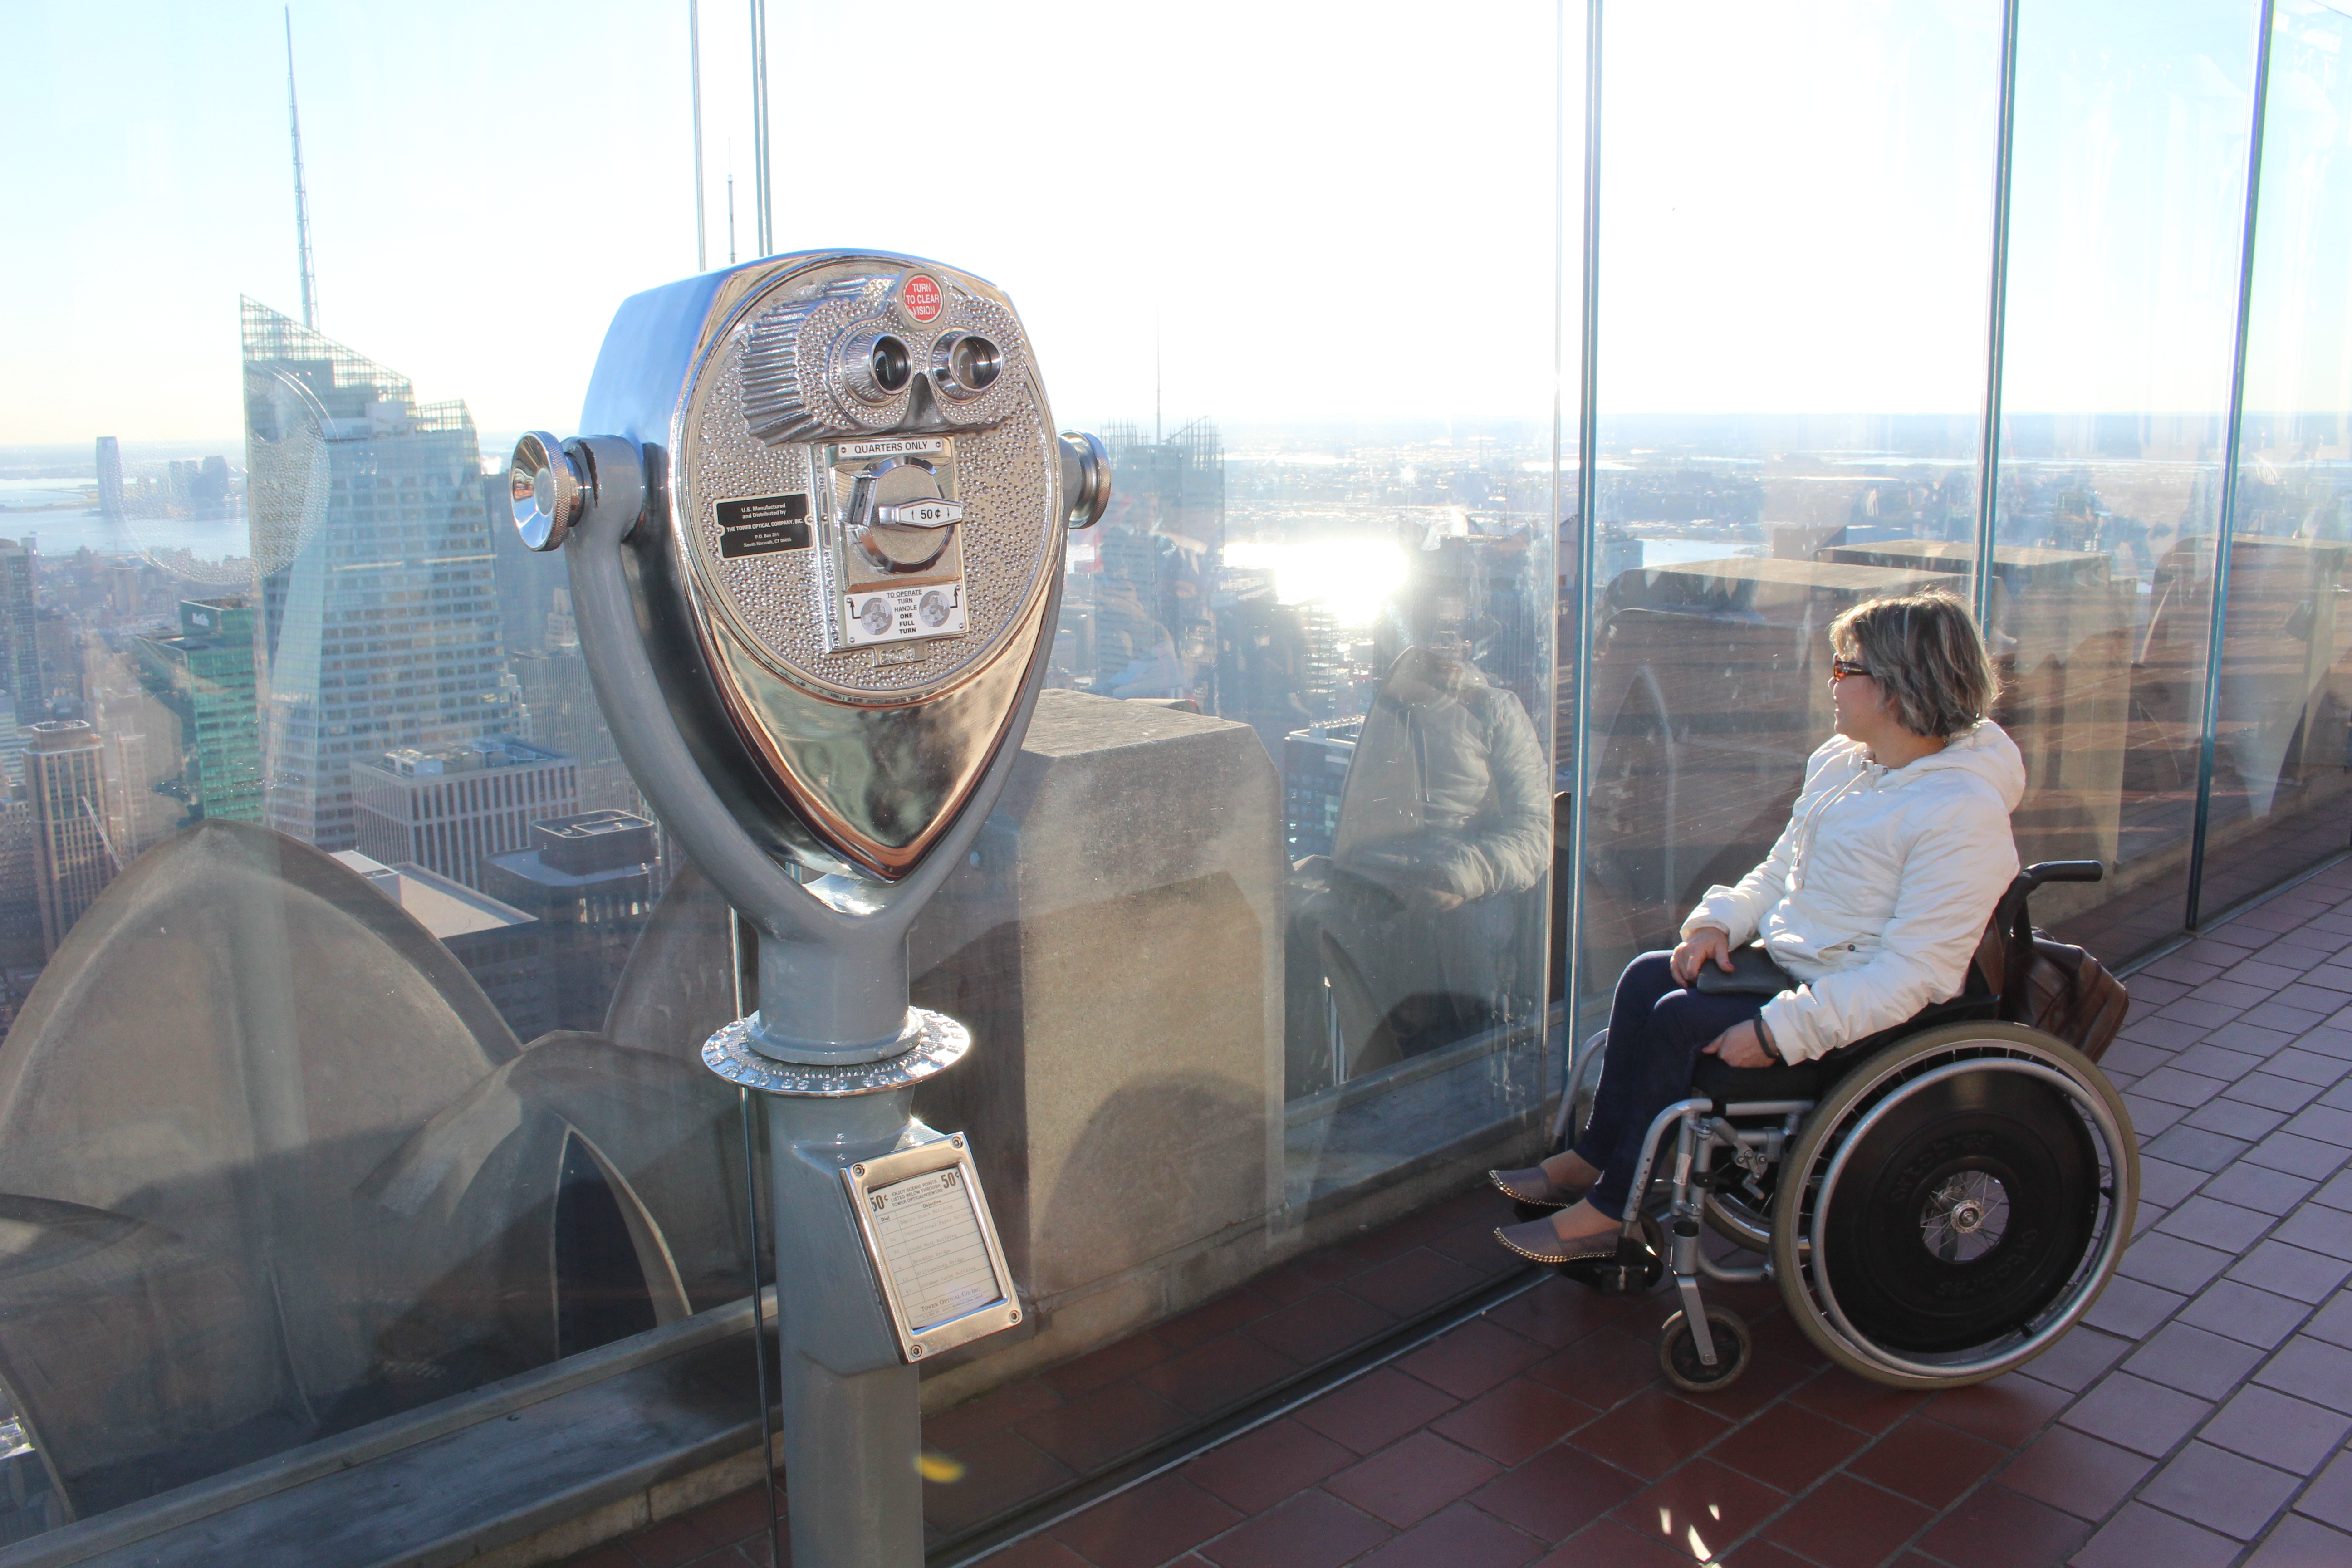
[
  {"xmin": 1574, "ymin": 2, "xmax": 2004, "ymax": 1034},
  {"xmin": 1992, "ymin": 0, "xmax": 2258, "ymax": 957},
  {"xmin": 1288, "ymin": 547, "xmax": 1549, "ymax": 1095},
  {"xmin": 1054, "ymin": 422, "xmax": 1556, "ymax": 1204},
  {"xmin": 2204, "ymin": 2, "xmax": 2352, "ymax": 916},
  {"xmin": 1, "ymin": 2, "xmax": 1566, "ymax": 1546},
  {"xmin": 0, "ymin": 303, "xmax": 722, "ymax": 1536},
  {"xmin": 0, "ymin": 820, "xmax": 747, "ymax": 1519}
]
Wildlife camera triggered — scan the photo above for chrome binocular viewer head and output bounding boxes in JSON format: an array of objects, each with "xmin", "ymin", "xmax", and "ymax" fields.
[{"xmin": 512, "ymin": 252, "xmax": 1108, "ymax": 892}]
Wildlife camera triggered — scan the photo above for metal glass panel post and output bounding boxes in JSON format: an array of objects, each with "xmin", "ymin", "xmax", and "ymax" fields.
[
  {"xmin": 1970, "ymin": 0, "xmax": 2022, "ymax": 627},
  {"xmin": 1543, "ymin": 0, "xmax": 1566, "ymax": 1103},
  {"xmin": 2186, "ymin": 0, "xmax": 2280, "ymax": 930},
  {"xmin": 730, "ymin": 910, "xmax": 781, "ymax": 1566},
  {"xmin": 749, "ymin": 0, "xmax": 772, "ymax": 257},
  {"xmin": 690, "ymin": 0, "xmax": 707, "ymax": 273},
  {"xmin": 1564, "ymin": 0, "xmax": 1605, "ymax": 1050}
]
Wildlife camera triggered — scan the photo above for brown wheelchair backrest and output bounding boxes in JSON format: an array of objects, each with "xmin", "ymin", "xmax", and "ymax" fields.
[{"xmin": 1973, "ymin": 861, "xmax": 2130, "ymax": 1064}]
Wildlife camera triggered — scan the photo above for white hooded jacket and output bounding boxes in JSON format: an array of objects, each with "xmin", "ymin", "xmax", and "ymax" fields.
[{"xmin": 1679, "ymin": 720, "xmax": 2027, "ymax": 1063}]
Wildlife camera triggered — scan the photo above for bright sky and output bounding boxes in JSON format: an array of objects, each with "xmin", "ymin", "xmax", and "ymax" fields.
[{"xmin": 0, "ymin": 0, "xmax": 2324, "ymax": 448}]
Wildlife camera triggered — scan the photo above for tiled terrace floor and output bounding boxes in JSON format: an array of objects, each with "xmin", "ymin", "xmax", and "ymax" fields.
[{"xmin": 571, "ymin": 859, "xmax": 2352, "ymax": 1568}]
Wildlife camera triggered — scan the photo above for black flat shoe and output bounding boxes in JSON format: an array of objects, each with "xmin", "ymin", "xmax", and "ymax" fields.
[{"xmin": 1493, "ymin": 1215, "xmax": 1619, "ymax": 1265}]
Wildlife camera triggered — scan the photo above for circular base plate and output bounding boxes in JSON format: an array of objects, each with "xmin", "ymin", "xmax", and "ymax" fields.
[{"xmin": 703, "ymin": 1009, "xmax": 970, "ymax": 1096}]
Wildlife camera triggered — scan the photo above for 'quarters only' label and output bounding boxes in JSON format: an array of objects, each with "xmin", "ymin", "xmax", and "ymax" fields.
[{"xmin": 837, "ymin": 436, "xmax": 948, "ymax": 461}]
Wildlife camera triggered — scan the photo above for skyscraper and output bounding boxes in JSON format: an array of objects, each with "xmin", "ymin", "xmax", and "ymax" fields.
[
  {"xmin": 0, "ymin": 541, "xmax": 41, "ymax": 719},
  {"xmin": 1284, "ymin": 719, "xmax": 1360, "ymax": 859},
  {"xmin": 132, "ymin": 598, "xmax": 265, "ymax": 826},
  {"xmin": 0, "ymin": 799, "xmax": 39, "ymax": 964},
  {"xmin": 241, "ymin": 298, "xmax": 519, "ymax": 850},
  {"xmin": 482, "ymin": 811, "xmax": 660, "ymax": 1034},
  {"xmin": 1214, "ymin": 568, "xmax": 1326, "ymax": 760},
  {"xmin": 349, "ymin": 736, "xmax": 578, "ymax": 892},
  {"xmin": 94, "ymin": 438, "xmax": 124, "ymax": 524},
  {"xmin": 25, "ymin": 721, "xmax": 116, "ymax": 957},
  {"xmin": 195, "ymin": 456, "xmax": 231, "ymax": 510},
  {"xmin": 1080, "ymin": 419, "xmax": 1226, "ymax": 704},
  {"xmin": 509, "ymin": 593, "xmax": 644, "ymax": 816},
  {"xmin": 0, "ymin": 691, "xmax": 24, "ymax": 789}
]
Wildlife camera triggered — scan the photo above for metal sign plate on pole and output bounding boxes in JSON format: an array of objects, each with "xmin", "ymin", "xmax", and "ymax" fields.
[{"xmin": 842, "ymin": 1134, "xmax": 1021, "ymax": 1362}]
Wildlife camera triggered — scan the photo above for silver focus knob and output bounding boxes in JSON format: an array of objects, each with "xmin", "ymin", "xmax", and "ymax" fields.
[
  {"xmin": 1058, "ymin": 431, "xmax": 1111, "ymax": 529},
  {"xmin": 511, "ymin": 431, "xmax": 588, "ymax": 552}
]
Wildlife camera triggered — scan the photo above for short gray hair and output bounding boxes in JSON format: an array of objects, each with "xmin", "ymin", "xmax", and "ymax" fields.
[{"xmin": 1830, "ymin": 589, "xmax": 1997, "ymax": 739}]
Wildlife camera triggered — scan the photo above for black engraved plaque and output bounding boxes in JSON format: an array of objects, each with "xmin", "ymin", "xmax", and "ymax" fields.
[{"xmin": 717, "ymin": 493, "xmax": 811, "ymax": 557}]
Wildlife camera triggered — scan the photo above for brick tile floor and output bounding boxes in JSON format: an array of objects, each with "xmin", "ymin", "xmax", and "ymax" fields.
[{"xmin": 573, "ymin": 861, "xmax": 2352, "ymax": 1568}]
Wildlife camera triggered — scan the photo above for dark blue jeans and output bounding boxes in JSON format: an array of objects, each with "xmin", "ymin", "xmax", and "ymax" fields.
[{"xmin": 1572, "ymin": 951, "xmax": 1769, "ymax": 1218}]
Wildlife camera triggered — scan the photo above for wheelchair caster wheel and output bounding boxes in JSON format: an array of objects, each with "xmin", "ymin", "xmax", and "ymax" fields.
[{"xmin": 1658, "ymin": 1306, "xmax": 1750, "ymax": 1392}]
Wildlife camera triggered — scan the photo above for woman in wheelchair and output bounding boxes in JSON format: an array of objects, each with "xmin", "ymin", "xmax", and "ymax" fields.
[{"xmin": 1493, "ymin": 589, "xmax": 2025, "ymax": 1265}]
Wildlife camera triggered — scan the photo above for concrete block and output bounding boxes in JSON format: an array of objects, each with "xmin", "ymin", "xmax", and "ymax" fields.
[{"xmin": 911, "ymin": 689, "xmax": 1284, "ymax": 1308}]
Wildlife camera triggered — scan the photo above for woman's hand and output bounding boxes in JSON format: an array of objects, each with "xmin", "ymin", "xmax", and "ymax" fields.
[
  {"xmin": 1672, "ymin": 925, "xmax": 1737, "ymax": 986},
  {"xmin": 1703, "ymin": 1021, "xmax": 1777, "ymax": 1070}
]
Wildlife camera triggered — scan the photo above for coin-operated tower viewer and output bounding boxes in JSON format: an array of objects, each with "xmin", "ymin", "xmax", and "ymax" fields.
[{"xmin": 510, "ymin": 253, "xmax": 1110, "ymax": 1568}]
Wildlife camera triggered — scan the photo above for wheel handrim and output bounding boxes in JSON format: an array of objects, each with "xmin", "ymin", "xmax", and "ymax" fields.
[{"xmin": 1796, "ymin": 1048, "xmax": 2132, "ymax": 1381}]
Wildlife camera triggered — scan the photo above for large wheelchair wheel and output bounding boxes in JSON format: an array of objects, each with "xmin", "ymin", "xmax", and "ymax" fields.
[{"xmin": 1770, "ymin": 1023, "xmax": 2136, "ymax": 1390}]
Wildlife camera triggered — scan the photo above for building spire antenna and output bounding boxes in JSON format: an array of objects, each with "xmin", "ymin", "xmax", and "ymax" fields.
[{"xmin": 285, "ymin": 7, "xmax": 318, "ymax": 330}]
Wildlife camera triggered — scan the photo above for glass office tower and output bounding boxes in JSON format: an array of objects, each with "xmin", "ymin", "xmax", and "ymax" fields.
[{"xmin": 242, "ymin": 299, "xmax": 521, "ymax": 851}]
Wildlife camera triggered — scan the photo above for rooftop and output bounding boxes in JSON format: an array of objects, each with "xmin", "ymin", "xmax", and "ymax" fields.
[
  {"xmin": 331, "ymin": 850, "xmax": 535, "ymax": 940},
  {"xmin": 484, "ymin": 810, "xmax": 658, "ymax": 885},
  {"xmin": 25, "ymin": 721, "xmax": 96, "ymax": 753},
  {"xmin": 567, "ymin": 861, "xmax": 2352, "ymax": 1568},
  {"xmin": 358, "ymin": 736, "xmax": 567, "ymax": 779}
]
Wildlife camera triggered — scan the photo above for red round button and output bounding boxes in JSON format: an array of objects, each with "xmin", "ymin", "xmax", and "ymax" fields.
[{"xmin": 902, "ymin": 274, "xmax": 943, "ymax": 323}]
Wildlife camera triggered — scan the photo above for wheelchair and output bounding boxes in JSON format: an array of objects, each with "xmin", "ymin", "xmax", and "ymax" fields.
[{"xmin": 1539, "ymin": 861, "xmax": 2138, "ymax": 1393}]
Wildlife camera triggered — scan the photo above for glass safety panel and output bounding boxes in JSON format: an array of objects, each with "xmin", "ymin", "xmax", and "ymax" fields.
[
  {"xmin": 0, "ymin": 0, "xmax": 1566, "ymax": 1554},
  {"xmin": 2203, "ymin": 0, "xmax": 2352, "ymax": 918},
  {"xmin": 1994, "ymin": 0, "xmax": 2261, "ymax": 960},
  {"xmin": 1572, "ymin": 0, "xmax": 2003, "ymax": 1038}
]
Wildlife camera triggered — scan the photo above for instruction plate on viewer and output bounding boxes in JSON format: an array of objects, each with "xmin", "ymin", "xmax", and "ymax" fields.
[{"xmin": 842, "ymin": 1135, "xmax": 1020, "ymax": 1362}]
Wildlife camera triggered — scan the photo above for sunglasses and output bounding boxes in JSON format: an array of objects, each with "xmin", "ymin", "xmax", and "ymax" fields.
[{"xmin": 1829, "ymin": 657, "xmax": 1874, "ymax": 683}]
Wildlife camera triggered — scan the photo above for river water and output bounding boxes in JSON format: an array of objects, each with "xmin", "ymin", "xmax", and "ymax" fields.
[{"xmin": 0, "ymin": 503, "xmax": 253, "ymax": 566}]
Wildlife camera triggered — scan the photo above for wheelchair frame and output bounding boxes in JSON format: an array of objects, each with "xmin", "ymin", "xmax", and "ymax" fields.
[{"xmin": 1550, "ymin": 864, "xmax": 2140, "ymax": 1392}]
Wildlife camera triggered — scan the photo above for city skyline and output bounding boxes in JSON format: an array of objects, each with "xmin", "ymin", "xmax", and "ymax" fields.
[{"xmin": 11, "ymin": 0, "xmax": 2322, "ymax": 451}]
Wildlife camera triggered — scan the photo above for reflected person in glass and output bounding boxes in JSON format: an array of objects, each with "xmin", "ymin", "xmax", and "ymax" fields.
[
  {"xmin": 1492, "ymin": 591, "xmax": 2024, "ymax": 1263},
  {"xmin": 1288, "ymin": 588, "xmax": 1549, "ymax": 1084}
]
